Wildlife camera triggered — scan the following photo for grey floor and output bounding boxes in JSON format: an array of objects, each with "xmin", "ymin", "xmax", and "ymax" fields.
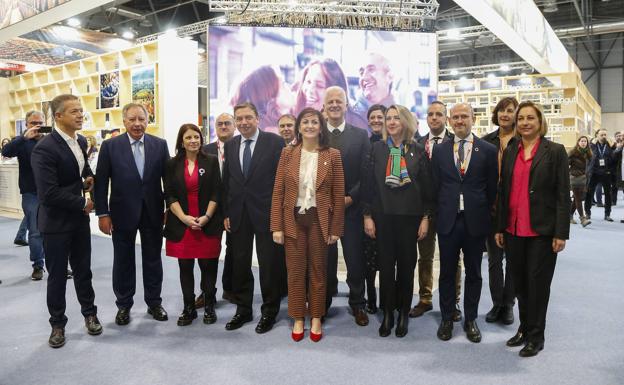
[{"xmin": 0, "ymin": 204, "xmax": 623, "ymax": 385}]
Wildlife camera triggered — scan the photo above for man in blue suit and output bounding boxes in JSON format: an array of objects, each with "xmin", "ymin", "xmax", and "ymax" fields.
[
  {"xmin": 31, "ymin": 94, "xmax": 101, "ymax": 348},
  {"xmin": 431, "ymin": 103, "xmax": 498, "ymax": 343},
  {"xmin": 95, "ymin": 103, "xmax": 170, "ymax": 325}
]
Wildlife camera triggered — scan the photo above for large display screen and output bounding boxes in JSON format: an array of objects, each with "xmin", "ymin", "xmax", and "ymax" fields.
[{"xmin": 207, "ymin": 26, "xmax": 438, "ymax": 140}]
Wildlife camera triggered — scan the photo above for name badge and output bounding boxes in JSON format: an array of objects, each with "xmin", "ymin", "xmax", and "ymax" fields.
[
  {"xmin": 459, "ymin": 193, "xmax": 464, "ymax": 212},
  {"xmin": 599, "ymin": 159, "xmax": 606, "ymax": 167}
]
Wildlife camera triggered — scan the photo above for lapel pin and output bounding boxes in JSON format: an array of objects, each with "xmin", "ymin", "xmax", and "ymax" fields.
[
  {"xmin": 410, "ymin": 152, "xmax": 414, "ymax": 156},
  {"xmin": 324, "ymin": 161, "xmax": 327, "ymax": 165},
  {"xmin": 198, "ymin": 168, "xmax": 205, "ymax": 176},
  {"xmin": 474, "ymin": 147, "xmax": 479, "ymax": 152}
]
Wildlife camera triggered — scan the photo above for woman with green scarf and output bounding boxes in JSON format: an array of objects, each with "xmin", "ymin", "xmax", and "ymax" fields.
[
  {"xmin": 362, "ymin": 104, "xmax": 434, "ymax": 338},
  {"xmin": 569, "ymin": 136, "xmax": 593, "ymax": 227}
]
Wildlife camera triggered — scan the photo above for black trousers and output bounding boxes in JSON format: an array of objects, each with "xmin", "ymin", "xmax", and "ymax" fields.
[
  {"xmin": 585, "ymin": 173, "xmax": 612, "ymax": 216},
  {"xmin": 486, "ymin": 232, "xmax": 515, "ymax": 307},
  {"xmin": 376, "ymin": 214, "xmax": 419, "ymax": 312},
  {"xmin": 221, "ymin": 231, "xmax": 233, "ymax": 292},
  {"xmin": 504, "ymin": 234, "xmax": 557, "ymax": 343},
  {"xmin": 326, "ymin": 214, "xmax": 366, "ymax": 310},
  {"xmin": 438, "ymin": 213, "xmax": 485, "ymax": 322},
  {"xmin": 111, "ymin": 204, "xmax": 163, "ymax": 310},
  {"xmin": 230, "ymin": 207, "xmax": 283, "ymax": 318},
  {"xmin": 43, "ymin": 219, "xmax": 96, "ymax": 328},
  {"xmin": 178, "ymin": 258, "xmax": 218, "ymax": 305}
]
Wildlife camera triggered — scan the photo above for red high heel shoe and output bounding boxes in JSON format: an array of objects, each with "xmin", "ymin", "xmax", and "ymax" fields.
[
  {"xmin": 291, "ymin": 330, "xmax": 304, "ymax": 342},
  {"xmin": 310, "ymin": 330, "xmax": 322, "ymax": 342}
]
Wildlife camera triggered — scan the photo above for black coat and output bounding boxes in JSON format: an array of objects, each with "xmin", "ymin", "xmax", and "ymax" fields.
[
  {"xmin": 222, "ymin": 131, "xmax": 285, "ymax": 233},
  {"xmin": 363, "ymin": 140, "xmax": 434, "ymax": 217},
  {"xmin": 163, "ymin": 153, "xmax": 223, "ymax": 241},
  {"xmin": 31, "ymin": 130, "xmax": 93, "ymax": 233},
  {"xmin": 496, "ymin": 137, "xmax": 571, "ymax": 240}
]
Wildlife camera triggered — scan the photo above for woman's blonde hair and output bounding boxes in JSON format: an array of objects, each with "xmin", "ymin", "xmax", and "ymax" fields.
[{"xmin": 382, "ymin": 104, "xmax": 416, "ymax": 144}]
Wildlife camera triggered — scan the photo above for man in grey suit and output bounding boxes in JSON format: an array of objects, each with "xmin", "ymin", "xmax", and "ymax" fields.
[{"xmin": 324, "ymin": 86, "xmax": 371, "ymax": 326}]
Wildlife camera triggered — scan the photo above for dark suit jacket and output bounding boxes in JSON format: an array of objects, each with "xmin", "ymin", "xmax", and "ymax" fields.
[
  {"xmin": 432, "ymin": 136, "xmax": 498, "ymax": 237},
  {"xmin": 1, "ymin": 135, "xmax": 40, "ymax": 194},
  {"xmin": 203, "ymin": 142, "xmax": 218, "ymax": 156},
  {"xmin": 363, "ymin": 140, "xmax": 435, "ymax": 217},
  {"xmin": 94, "ymin": 133, "xmax": 169, "ymax": 231},
  {"xmin": 163, "ymin": 154, "xmax": 223, "ymax": 241},
  {"xmin": 416, "ymin": 129, "xmax": 454, "ymax": 152},
  {"xmin": 330, "ymin": 123, "xmax": 370, "ymax": 219},
  {"xmin": 270, "ymin": 145, "xmax": 345, "ymax": 241},
  {"xmin": 496, "ymin": 137, "xmax": 571, "ymax": 240},
  {"xmin": 222, "ymin": 131, "xmax": 285, "ymax": 233},
  {"xmin": 31, "ymin": 130, "xmax": 93, "ymax": 233},
  {"xmin": 587, "ymin": 141, "xmax": 615, "ymax": 178}
]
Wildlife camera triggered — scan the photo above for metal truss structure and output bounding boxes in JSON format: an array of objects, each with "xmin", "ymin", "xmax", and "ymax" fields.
[
  {"xmin": 438, "ymin": 61, "xmax": 532, "ymax": 77},
  {"xmin": 208, "ymin": 0, "xmax": 439, "ymax": 31},
  {"xmin": 136, "ymin": 19, "xmax": 211, "ymax": 43}
]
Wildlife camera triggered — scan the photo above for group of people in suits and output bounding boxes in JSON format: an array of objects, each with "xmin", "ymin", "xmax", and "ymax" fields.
[{"xmin": 15, "ymin": 86, "xmax": 568, "ymax": 357}]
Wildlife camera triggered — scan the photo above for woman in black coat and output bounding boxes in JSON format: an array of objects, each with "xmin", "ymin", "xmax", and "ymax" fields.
[
  {"xmin": 495, "ymin": 101, "xmax": 570, "ymax": 357},
  {"xmin": 164, "ymin": 124, "xmax": 223, "ymax": 326}
]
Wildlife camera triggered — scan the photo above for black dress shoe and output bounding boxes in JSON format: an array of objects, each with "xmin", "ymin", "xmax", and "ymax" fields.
[
  {"xmin": 485, "ymin": 305, "xmax": 502, "ymax": 323},
  {"xmin": 379, "ymin": 309, "xmax": 394, "ymax": 337},
  {"xmin": 506, "ymin": 330, "xmax": 526, "ymax": 347},
  {"xmin": 203, "ymin": 303, "xmax": 217, "ymax": 325},
  {"xmin": 85, "ymin": 315, "xmax": 103, "ymax": 335},
  {"xmin": 115, "ymin": 308, "xmax": 130, "ymax": 325},
  {"xmin": 177, "ymin": 305, "xmax": 197, "ymax": 326},
  {"xmin": 463, "ymin": 320, "xmax": 481, "ymax": 343},
  {"xmin": 395, "ymin": 310, "xmax": 409, "ymax": 338},
  {"xmin": 519, "ymin": 341, "xmax": 544, "ymax": 357},
  {"xmin": 48, "ymin": 327, "xmax": 65, "ymax": 348},
  {"xmin": 452, "ymin": 304, "xmax": 463, "ymax": 322},
  {"xmin": 501, "ymin": 305, "xmax": 514, "ymax": 325},
  {"xmin": 437, "ymin": 320, "xmax": 453, "ymax": 341},
  {"xmin": 225, "ymin": 313, "xmax": 253, "ymax": 330},
  {"xmin": 148, "ymin": 305, "xmax": 168, "ymax": 321},
  {"xmin": 14, "ymin": 239, "xmax": 28, "ymax": 246},
  {"xmin": 255, "ymin": 315, "xmax": 276, "ymax": 334}
]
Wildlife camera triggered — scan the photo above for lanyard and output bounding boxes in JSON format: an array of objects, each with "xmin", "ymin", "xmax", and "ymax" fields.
[{"xmin": 597, "ymin": 143, "xmax": 607, "ymax": 158}]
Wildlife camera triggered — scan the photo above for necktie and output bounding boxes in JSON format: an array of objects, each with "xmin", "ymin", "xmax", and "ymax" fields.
[
  {"xmin": 332, "ymin": 129, "xmax": 341, "ymax": 135},
  {"xmin": 456, "ymin": 139, "xmax": 466, "ymax": 176},
  {"xmin": 133, "ymin": 140, "xmax": 144, "ymax": 179},
  {"xmin": 242, "ymin": 139, "xmax": 252, "ymax": 178}
]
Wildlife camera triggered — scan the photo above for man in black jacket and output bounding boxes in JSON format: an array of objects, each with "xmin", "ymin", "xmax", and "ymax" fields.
[
  {"xmin": 585, "ymin": 128, "xmax": 616, "ymax": 221},
  {"xmin": 31, "ymin": 94, "xmax": 101, "ymax": 348},
  {"xmin": 1, "ymin": 111, "xmax": 46, "ymax": 280}
]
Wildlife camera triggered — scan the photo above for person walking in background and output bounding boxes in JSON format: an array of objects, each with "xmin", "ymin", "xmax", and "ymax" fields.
[
  {"xmin": 495, "ymin": 101, "xmax": 570, "ymax": 357},
  {"xmin": 271, "ymin": 107, "xmax": 344, "ymax": 342},
  {"xmin": 569, "ymin": 136, "xmax": 592, "ymax": 227},
  {"xmin": 363, "ymin": 104, "xmax": 434, "ymax": 338},
  {"xmin": 585, "ymin": 128, "xmax": 615, "ymax": 222},
  {"xmin": 164, "ymin": 124, "xmax": 223, "ymax": 326},
  {"xmin": 481, "ymin": 97, "xmax": 518, "ymax": 326}
]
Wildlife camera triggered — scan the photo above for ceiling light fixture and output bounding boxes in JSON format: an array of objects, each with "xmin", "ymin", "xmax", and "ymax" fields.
[
  {"xmin": 67, "ymin": 18, "xmax": 81, "ymax": 27},
  {"xmin": 450, "ymin": 69, "xmax": 459, "ymax": 76}
]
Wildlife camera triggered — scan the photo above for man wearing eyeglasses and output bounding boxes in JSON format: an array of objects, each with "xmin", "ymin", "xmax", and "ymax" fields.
[{"xmin": 2, "ymin": 111, "xmax": 47, "ymax": 280}]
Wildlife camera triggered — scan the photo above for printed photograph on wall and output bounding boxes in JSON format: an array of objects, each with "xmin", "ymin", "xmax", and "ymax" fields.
[
  {"xmin": 100, "ymin": 71, "xmax": 120, "ymax": 109},
  {"xmin": 41, "ymin": 101, "xmax": 53, "ymax": 126},
  {"xmin": 131, "ymin": 65, "xmax": 156, "ymax": 124}
]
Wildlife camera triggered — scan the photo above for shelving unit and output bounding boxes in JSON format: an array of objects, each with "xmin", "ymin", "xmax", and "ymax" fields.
[
  {"xmin": 2, "ymin": 36, "xmax": 198, "ymax": 151},
  {"xmin": 438, "ymin": 72, "xmax": 601, "ymax": 147}
]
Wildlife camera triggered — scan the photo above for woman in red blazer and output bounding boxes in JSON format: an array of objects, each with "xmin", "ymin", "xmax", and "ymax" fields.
[{"xmin": 271, "ymin": 108, "xmax": 345, "ymax": 342}]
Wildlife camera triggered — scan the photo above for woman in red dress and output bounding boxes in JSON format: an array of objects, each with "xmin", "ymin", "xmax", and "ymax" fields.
[{"xmin": 164, "ymin": 124, "xmax": 223, "ymax": 326}]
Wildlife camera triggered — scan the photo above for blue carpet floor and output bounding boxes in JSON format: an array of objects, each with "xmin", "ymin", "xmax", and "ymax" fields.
[{"xmin": 0, "ymin": 206, "xmax": 623, "ymax": 385}]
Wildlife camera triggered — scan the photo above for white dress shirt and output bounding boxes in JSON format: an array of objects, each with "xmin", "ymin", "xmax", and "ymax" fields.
[
  {"xmin": 327, "ymin": 120, "xmax": 346, "ymax": 134},
  {"xmin": 296, "ymin": 148, "xmax": 318, "ymax": 213},
  {"xmin": 56, "ymin": 129, "xmax": 85, "ymax": 175}
]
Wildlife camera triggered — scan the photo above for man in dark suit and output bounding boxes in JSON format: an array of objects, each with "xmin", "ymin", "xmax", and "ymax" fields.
[
  {"xmin": 197, "ymin": 112, "xmax": 236, "ymax": 308},
  {"xmin": 585, "ymin": 128, "xmax": 616, "ymax": 221},
  {"xmin": 222, "ymin": 102, "xmax": 285, "ymax": 333},
  {"xmin": 95, "ymin": 103, "xmax": 170, "ymax": 326},
  {"xmin": 432, "ymin": 103, "xmax": 498, "ymax": 343},
  {"xmin": 324, "ymin": 86, "xmax": 371, "ymax": 326},
  {"xmin": 410, "ymin": 101, "xmax": 463, "ymax": 320},
  {"xmin": 31, "ymin": 94, "xmax": 102, "ymax": 348}
]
